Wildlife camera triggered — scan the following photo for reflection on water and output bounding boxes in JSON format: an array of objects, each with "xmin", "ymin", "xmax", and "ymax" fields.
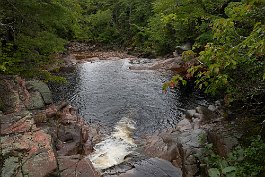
[
  {"xmin": 88, "ymin": 116, "xmax": 137, "ymax": 169},
  {"xmin": 50, "ymin": 59, "xmax": 208, "ymax": 169},
  {"xmin": 51, "ymin": 59, "xmax": 208, "ymax": 136}
]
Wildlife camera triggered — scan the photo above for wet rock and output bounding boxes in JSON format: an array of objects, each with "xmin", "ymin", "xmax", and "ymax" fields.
[
  {"xmin": 106, "ymin": 158, "xmax": 182, "ymax": 177},
  {"xmin": 44, "ymin": 103, "xmax": 97, "ymax": 156},
  {"xmin": 142, "ymin": 102, "xmax": 242, "ymax": 177},
  {"xmin": 26, "ymin": 80, "xmax": 53, "ymax": 105},
  {"xmin": 0, "ymin": 77, "xmax": 98, "ymax": 177},
  {"xmin": 58, "ymin": 155, "xmax": 99, "ymax": 177},
  {"xmin": 143, "ymin": 111, "xmax": 208, "ymax": 177},
  {"xmin": 55, "ymin": 125, "xmax": 82, "ymax": 156},
  {"xmin": 149, "ymin": 58, "xmax": 183, "ymax": 70},
  {"xmin": 45, "ymin": 104, "xmax": 58, "ymax": 118},
  {"xmin": 144, "ymin": 132, "xmax": 176, "ymax": 162}
]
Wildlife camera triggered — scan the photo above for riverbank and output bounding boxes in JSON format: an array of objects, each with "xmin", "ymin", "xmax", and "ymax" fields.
[
  {"xmin": 0, "ymin": 74, "xmax": 184, "ymax": 177},
  {"xmin": 1, "ymin": 49, "xmax": 263, "ymax": 177},
  {"xmin": 0, "ymin": 76, "xmax": 101, "ymax": 177}
]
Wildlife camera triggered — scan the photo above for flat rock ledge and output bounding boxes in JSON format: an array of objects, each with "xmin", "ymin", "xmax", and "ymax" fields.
[{"xmin": 104, "ymin": 157, "xmax": 182, "ymax": 177}]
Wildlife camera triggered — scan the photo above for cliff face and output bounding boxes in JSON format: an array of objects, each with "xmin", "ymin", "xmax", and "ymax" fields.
[{"xmin": 0, "ymin": 75, "xmax": 100, "ymax": 177}]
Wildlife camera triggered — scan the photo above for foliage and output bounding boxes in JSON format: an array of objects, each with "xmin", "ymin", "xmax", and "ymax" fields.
[
  {"xmin": 162, "ymin": 0, "xmax": 265, "ymax": 105},
  {"xmin": 199, "ymin": 136, "xmax": 265, "ymax": 177},
  {"xmin": 0, "ymin": 0, "xmax": 83, "ymax": 79},
  {"xmin": 162, "ymin": 74, "xmax": 187, "ymax": 93},
  {"xmin": 79, "ymin": 0, "xmax": 154, "ymax": 46}
]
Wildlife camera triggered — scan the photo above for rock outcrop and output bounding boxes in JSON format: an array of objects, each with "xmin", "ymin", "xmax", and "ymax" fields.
[
  {"xmin": 0, "ymin": 76, "xmax": 53, "ymax": 113},
  {"xmin": 0, "ymin": 76, "xmax": 100, "ymax": 177},
  {"xmin": 143, "ymin": 102, "xmax": 242, "ymax": 177}
]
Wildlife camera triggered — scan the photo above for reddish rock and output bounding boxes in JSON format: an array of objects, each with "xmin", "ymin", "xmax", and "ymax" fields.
[
  {"xmin": 0, "ymin": 76, "xmax": 25, "ymax": 113},
  {"xmin": 58, "ymin": 155, "xmax": 100, "ymax": 177},
  {"xmin": 1, "ymin": 116, "xmax": 36, "ymax": 135},
  {"xmin": 58, "ymin": 105, "xmax": 79, "ymax": 124},
  {"xmin": 22, "ymin": 151, "xmax": 57, "ymax": 177},
  {"xmin": 45, "ymin": 104, "xmax": 58, "ymax": 118}
]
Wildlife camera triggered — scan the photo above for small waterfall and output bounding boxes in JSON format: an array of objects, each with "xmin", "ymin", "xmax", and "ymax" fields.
[{"xmin": 88, "ymin": 117, "xmax": 137, "ymax": 170}]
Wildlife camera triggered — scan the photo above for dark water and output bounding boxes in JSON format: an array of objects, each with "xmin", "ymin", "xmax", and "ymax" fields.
[{"xmin": 51, "ymin": 59, "xmax": 208, "ymax": 136}]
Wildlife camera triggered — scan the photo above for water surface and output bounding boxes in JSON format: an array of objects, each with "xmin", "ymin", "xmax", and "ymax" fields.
[{"xmin": 51, "ymin": 59, "xmax": 208, "ymax": 169}]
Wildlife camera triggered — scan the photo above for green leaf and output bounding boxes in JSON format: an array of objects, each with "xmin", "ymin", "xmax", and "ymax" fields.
[
  {"xmin": 208, "ymin": 168, "xmax": 221, "ymax": 177},
  {"xmin": 222, "ymin": 166, "xmax": 236, "ymax": 174}
]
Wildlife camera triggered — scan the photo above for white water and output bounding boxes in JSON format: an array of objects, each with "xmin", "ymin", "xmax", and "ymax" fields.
[{"xmin": 88, "ymin": 117, "xmax": 137, "ymax": 170}]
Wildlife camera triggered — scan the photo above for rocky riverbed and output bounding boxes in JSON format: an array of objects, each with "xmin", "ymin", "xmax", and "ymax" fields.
[{"xmin": 1, "ymin": 49, "xmax": 243, "ymax": 177}]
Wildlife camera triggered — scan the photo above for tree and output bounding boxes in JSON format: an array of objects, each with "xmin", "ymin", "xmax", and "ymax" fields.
[{"xmin": 0, "ymin": 0, "xmax": 83, "ymax": 79}]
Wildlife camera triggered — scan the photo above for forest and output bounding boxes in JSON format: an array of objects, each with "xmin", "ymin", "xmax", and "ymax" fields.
[{"xmin": 0, "ymin": 0, "xmax": 264, "ymax": 176}]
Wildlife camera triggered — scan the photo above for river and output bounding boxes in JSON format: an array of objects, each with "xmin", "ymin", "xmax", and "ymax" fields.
[{"xmin": 51, "ymin": 58, "xmax": 208, "ymax": 170}]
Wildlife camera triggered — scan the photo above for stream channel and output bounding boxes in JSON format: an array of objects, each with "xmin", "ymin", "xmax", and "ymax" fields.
[{"xmin": 51, "ymin": 58, "xmax": 208, "ymax": 171}]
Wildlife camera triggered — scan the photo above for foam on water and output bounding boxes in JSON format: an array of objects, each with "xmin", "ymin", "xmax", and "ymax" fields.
[{"xmin": 88, "ymin": 117, "xmax": 137, "ymax": 170}]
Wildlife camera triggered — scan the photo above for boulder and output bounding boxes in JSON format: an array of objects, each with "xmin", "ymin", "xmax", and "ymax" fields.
[
  {"xmin": 26, "ymin": 91, "xmax": 45, "ymax": 110},
  {"xmin": 45, "ymin": 103, "xmax": 96, "ymax": 156},
  {"xmin": 175, "ymin": 118, "xmax": 192, "ymax": 131},
  {"xmin": 26, "ymin": 80, "xmax": 53, "ymax": 105},
  {"xmin": 185, "ymin": 109, "xmax": 196, "ymax": 120},
  {"xmin": 195, "ymin": 106, "xmax": 217, "ymax": 122},
  {"xmin": 0, "ymin": 76, "xmax": 52, "ymax": 112},
  {"xmin": 208, "ymin": 104, "xmax": 217, "ymax": 112}
]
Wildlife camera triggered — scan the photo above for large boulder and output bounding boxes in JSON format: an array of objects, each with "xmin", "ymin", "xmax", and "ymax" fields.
[
  {"xmin": 26, "ymin": 80, "xmax": 53, "ymax": 105},
  {"xmin": 26, "ymin": 91, "xmax": 45, "ymax": 110}
]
